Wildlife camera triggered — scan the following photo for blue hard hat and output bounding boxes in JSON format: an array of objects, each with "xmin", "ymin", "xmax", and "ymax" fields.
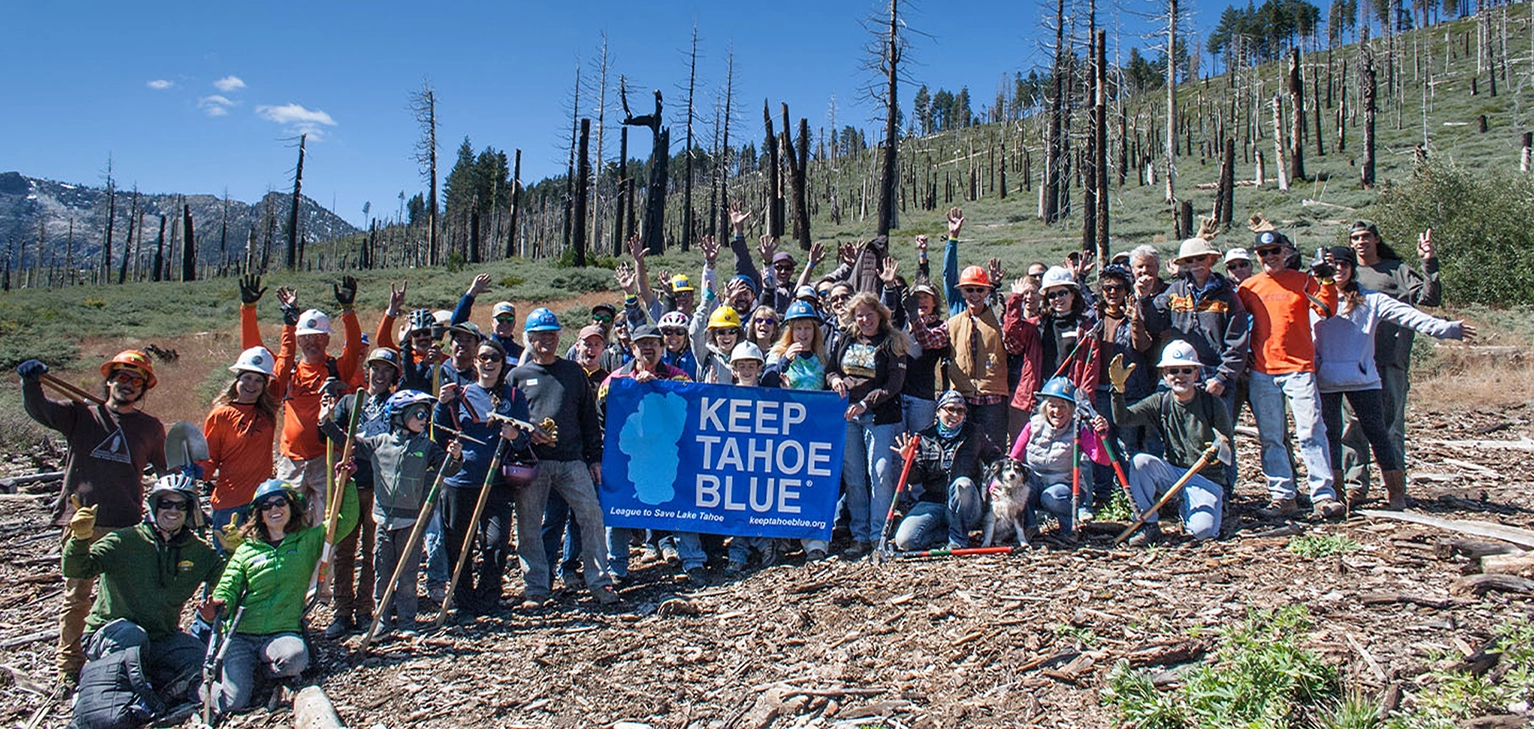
[
  {"xmin": 1036, "ymin": 376, "xmax": 1078, "ymax": 404},
  {"xmin": 525, "ymin": 307, "xmax": 561, "ymax": 332},
  {"xmin": 252, "ymin": 479, "xmax": 303, "ymax": 510},
  {"xmin": 782, "ymin": 300, "xmax": 822, "ymax": 323}
]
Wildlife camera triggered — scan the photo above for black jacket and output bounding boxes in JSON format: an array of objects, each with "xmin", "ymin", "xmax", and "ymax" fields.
[{"xmin": 908, "ymin": 421, "xmax": 1003, "ymax": 504}]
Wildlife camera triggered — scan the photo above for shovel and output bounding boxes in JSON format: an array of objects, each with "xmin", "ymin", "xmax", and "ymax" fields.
[{"xmin": 166, "ymin": 421, "xmax": 210, "ymax": 475}]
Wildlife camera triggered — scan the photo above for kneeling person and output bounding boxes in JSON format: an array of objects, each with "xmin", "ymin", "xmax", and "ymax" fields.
[
  {"xmin": 1108, "ymin": 342, "xmax": 1231, "ymax": 544},
  {"xmin": 893, "ymin": 391, "xmax": 1001, "ymax": 551}
]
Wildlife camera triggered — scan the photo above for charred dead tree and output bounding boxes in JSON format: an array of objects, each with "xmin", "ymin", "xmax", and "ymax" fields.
[
  {"xmin": 283, "ymin": 134, "xmax": 306, "ymax": 270},
  {"xmin": 573, "ymin": 119, "xmax": 591, "ymax": 267},
  {"xmin": 763, "ymin": 101, "xmax": 784, "ymax": 238},
  {"xmin": 782, "ymin": 104, "xmax": 812, "ymax": 250},
  {"xmin": 1042, "ymin": 0, "xmax": 1067, "ymax": 223},
  {"xmin": 715, "ymin": 50, "xmax": 736, "ymax": 242},
  {"xmin": 1164, "ymin": 0, "xmax": 1179, "ymax": 204},
  {"xmin": 1361, "ymin": 49, "xmax": 1378, "ymax": 188},
  {"xmin": 151, "ymin": 215, "xmax": 166, "ymax": 283},
  {"xmin": 873, "ymin": 0, "xmax": 903, "ymax": 236},
  {"xmin": 1214, "ymin": 138, "xmax": 1236, "ymax": 227},
  {"xmin": 99, "ymin": 156, "xmax": 115, "ymax": 285},
  {"xmin": 682, "ymin": 25, "xmax": 699, "ymax": 250},
  {"xmin": 1288, "ymin": 49, "xmax": 1306, "ymax": 181},
  {"xmin": 506, "ymin": 149, "xmax": 522, "ymax": 258},
  {"xmin": 622, "ymin": 86, "xmax": 668, "ymax": 255},
  {"xmin": 117, "ymin": 188, "xmax": 138, "ymax": 285},
  {"xmin": 1092, "ymin": 29, "xmax": 1110, "ymax": 258},
  {"xmin": 181, "ymin": 203, "xmax": 197, "ymax": 282},
  {"xmin": 613, "ymin": 129, "xmax": 628, "ymax": 256},
  {"xmin": 410, "ymin": 83, "xmax": 439, "ymax": 265}
]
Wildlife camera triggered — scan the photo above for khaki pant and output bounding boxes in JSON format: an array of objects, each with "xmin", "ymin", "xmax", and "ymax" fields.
[
  {"xmin": 333, "ymin": 488, "xmax": 376, "ymax": 622},
  {"xmin": 59, "ymin": 526, "xmax": 111, "ymax": 680},
  {"xmin": 277, "ymin": 455, "xmax": 330, "ymax": 526}
]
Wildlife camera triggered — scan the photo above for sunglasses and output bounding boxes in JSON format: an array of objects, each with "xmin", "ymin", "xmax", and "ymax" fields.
[
  {"xmin": 494, "ymin": 316, "xmax": 516, "ymax": 324},
  {"xmin": 1164, "ymin": 366, "xmax": 1199, "ymax": 376},
  {"xmin": 110, "ymin": 371, "xmax": 146, "ymax": 387},
  {"xmin": 816, "ymin": 289, "xmax": 833, "ymax": 298},
  {"xmin": 1255, "ymin": 247, "xmax": 1284, "ymax": 258},
  {"xmin": 1227, "ymin": 261, "xmax": 1252, "ymax": 269},
  {"xmin": 661, "ymin": 329, "xmax": 687, "ymax": 336},
  {"xmin": 1101, "ymin": 284, "xmax": 1125, "ymax": 294},
  {"xmin": 1045, "ymin": 289, "xmax": 1072, "ymax": 300},
  {"xmin": 156, "ymin": 499, "xmax": 191, "ymax": 512},
  {"xmin": 753, "ymin": 318, "xmax": 777, "ymax": 325},
  {"xmin": 257, "ymin": 498, "xmax": 290, "ymax": 512},
  {"xmin": 477, "ymin": 353, "xmax": 504, "ymax": 363},
  {"xmin": 773, "ymin": 263, "xmax": 795, "ymax": 271},
  {"xmin": 716, "ymin": 328, "xmax": 741, "ymax": 338},
  {"xmin": 1027, "ymin": 273, "xmax": 1045, "ymax": 280},
  {"xmin": 959, "ymin": 286, "xmax": 989, "ymax": 295},
  {"xmin": 592, "ymin": 314, "xmax": 613, "ymax": 323}
]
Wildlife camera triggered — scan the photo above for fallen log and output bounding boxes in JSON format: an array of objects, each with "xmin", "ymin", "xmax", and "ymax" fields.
[
  {"xmin": 0, "ymin": 472, "xmax": 62, "ymax": 494},
  {"xmin": 1359, "ymin": 510, "xmax": 1534, "ymax": 549},
  {"xmin": 1125, "ymin": 640, "xmax": 1205, "ymax": 667},
  {"xmin": 1453, "ymin": 573, "xmax": 1534, "ymax": 597},
  {"xmin": 1357, "ymin": 591, "xmax": 1466, "ymax": 610},
  {"xmin": 0, "ymin": 628, "xmax": 58, "ymax": 649},
  {"xmin": 1481, "ymin": 551, "xmax": 1534, "ymax": 579},
  {"xmin": 1424, "ymin": 437, "xmax": 1534, "ymax": 452},
  {"xmin": 293, "ymin": 686, "xmax": 346, "ymax": 729}
]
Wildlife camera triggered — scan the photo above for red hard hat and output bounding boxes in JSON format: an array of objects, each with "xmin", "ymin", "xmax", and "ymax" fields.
[
  {"xmin": 958, "ymin": 265, "xmax": 993, "ymax": 289},
  {"xmin": 101, "ymin": 350, "xmax": 157, "ymax": 389}
]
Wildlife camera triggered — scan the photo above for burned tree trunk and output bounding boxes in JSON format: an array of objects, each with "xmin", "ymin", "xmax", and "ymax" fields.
[
  {"xmin": 1042, "ymin": 0, "xmax": 1066, "ymax": 223},
  {"xmin": 621, "ymin": 86, "xmax": 668, "ymax": 255},
  {"xmin": 1288, "ymin": 49, "xmax": 1306, "ymax": 181},
  {"xmin": 506, "ymin": 149, "xmax": 522, "ymax": 258},
  {"xmin": 117, "ymin": 190, "xmax": 137, "ymax": 284},
  {"xmin": 152, "ymin": 215, "xmax": 166, "ymax": 283},
  {"xmin": 573, "ymin": 119, "xmax": 590, "ymax": 267},
  {"xmin": 1094, "ymin": 29, "xmax": 1110, "ymax": 259},
  {"xmin": 875, "ymin": 0, "xmax": 901, "ymax": 236},
  {"xmin": 1361, "ymin": 50, "xmax": 1378, "ymax": 188},
  {"xmin": 181, "ymin": 204, "xmax": 196, "ymax": 281},
  {"xmin": 284, "ymin": 134, "xmax": 306, "ymax": 271},
  {"xmin": 782, "ymin": 105, "xmax": 812, "ymax": 251},
  {"xmin": 763, "ymin": 101, "xmax": 784, "ymax": 239}
]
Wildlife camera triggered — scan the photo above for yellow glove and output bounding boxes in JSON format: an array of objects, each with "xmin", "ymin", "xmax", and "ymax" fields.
[
  {"xmin": 68, "ymin": 496, "xmax": 97, "ymax": 540},
  {"xmin": 218, "ymin": 514, "xmax": 244, "ymax": 551},
  {"xmin": 1108, "ymin": 354, "xmax": 1137, "ymax": 393}
]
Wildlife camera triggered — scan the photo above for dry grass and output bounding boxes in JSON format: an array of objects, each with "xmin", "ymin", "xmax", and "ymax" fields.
[{"xmin": 1413, "ymin": 344, "xmax": 1534, "ymax": 410}]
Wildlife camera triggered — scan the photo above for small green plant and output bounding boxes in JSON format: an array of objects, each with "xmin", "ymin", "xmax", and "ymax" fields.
[
  {"xmin": 1385, "ymin": 619, "xmax": 1534, "ymax": 728},
  {"xmin": 1104, "ymin": 605, "xmax": 1343, "ymax": 728},
  {"xmin": 1287, "ymin": 533, "xmax": 1362, "ymax": 558},
  {"xmin": 1096, "ymin": 489, "xmax": 1134, "ymax": 522},
  {"xmin": 1055, "ymin": 623, "xmax": 1100, "ymax": 647}
]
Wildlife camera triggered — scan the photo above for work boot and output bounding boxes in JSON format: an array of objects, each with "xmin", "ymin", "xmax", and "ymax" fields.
[
  {"xmin": 1313, "ymin": 496, "xmax": 1347, "ymax": 520},
  {"xmin": 724, "ymin": 560, "xmax": 745, "ymax": 577},
  {"xmin": 684, "ymin": 567, "xmax": 709, "ymax": 586},
  {"xmin": 1345, "ymin": 483, "xmax": 1369, "ymax": 507},
  {"xmin": 806, "ymin": 548, "xmax": 828, "ymax": 562},
  {"xmin": 843, "ymin": 541, "xmax": 872, "ymax": 560},
  {"xmin": 1257, "ymin": 497, "xmax": 1299, "ymax": 519},
  {"xmin": 323, "ymin": 617, "xmax": 355, "ymax": 639},
  {"xmin": 1126, "ymin": 523, "xmax": 1162, "ymax": 548},
  {"xmin": 594, "ymin": 585, "xmax": 621, "ymax": 606},
  {"xmin": 1381, "ymin": 470, "xmax": 1408, "ymax": 510}
]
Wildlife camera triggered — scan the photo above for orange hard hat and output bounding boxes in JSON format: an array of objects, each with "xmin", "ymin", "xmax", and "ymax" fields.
[
  {"xmin": 100, "ymin": 350, "xmax": 157, "ymax": 389},
  {"xmin": 958, "ymin": 265, "xmax": 993, "ymax": 289}
]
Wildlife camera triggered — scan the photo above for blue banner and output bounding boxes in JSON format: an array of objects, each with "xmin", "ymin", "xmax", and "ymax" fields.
[{"xmin": 599, "ymin": 378, "xmax": 847, "ymax": 541}]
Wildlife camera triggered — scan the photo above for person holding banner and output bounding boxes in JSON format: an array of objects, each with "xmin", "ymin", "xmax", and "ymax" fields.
[
  {"xmin": 891, "ymin": 391, "xmax": 1001, "ymax": 551},
  {"xmin": 432, "ymin": 339, "xmax": 531, "ymax": 614},
  {"xmin": 765, "ymin": 301, "xmax": 834, "ymax": 560},
  {"xmin": 723, "ymin": 341, "xmax": 782, "ymax": 575},
  {"xmin": 826, "ymin": 292, "xmax": 909, "ymax": 559}
]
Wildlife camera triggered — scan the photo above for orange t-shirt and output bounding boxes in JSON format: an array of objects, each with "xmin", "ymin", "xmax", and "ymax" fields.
[
  {"xmin": 199, "ymin": 402, "xmax": 276, "ymax": 509},
  {"xmin": 241, "ymin": 305, "xmax": 363, "ymax": 460},
  {"xmin": 1236, "ymin": 269, "xmax": 1337, "ymax": 375}
]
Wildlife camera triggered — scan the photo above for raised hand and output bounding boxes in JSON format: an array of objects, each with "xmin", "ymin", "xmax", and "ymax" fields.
[
  {"xmin": 1107, "ymin": 354, "xmax": 1137, "ymax": 393},
  {"xmin": 615, "ymin": 262, "xmax": 637, "ymax": 295},
  {"xmin": 987, "ymin": 257, "xmax": 1007, "ymax": 286},
  {"xmin": 915, "ymin": 234, "xmax": 929, "ymax": 256},
  {"xmin": 879, "ymin": 257, "xmax": 900, "ymax": 286},
  {"xmin": 387, "ymin": 281, "xmax": 408, "ymax": 316},
  {"xmin": 219, "ymin": 515, "xmax": 244, "ymax": 551},
  {"xmin": 466, "ymin": 273, "xmax": 492, "ymax": 297},
  {"xmin": 698, "ymin": 235, "xmax": 720, "ymax": 265},
  {"xmin": 1011, "ymin": 276, "xmax": 1029, "ymax": 295},
  {"xmin": 239, "ymin": 274, "xmax": 267, "ymax": 305},
  {"xmin": 729, "ymin": 202, "xmax": 750, "ymax": 234},
  {"xmin": 276, "ymin": 287, "xmax": 298, "ymax": 309},
  {"xmin": 946, "ymin": 207, "xmax": 964, "ymax": 238},
  {"xmin": 807, "ymin": 241, "xmax": 827, "ymax": 270},
  {"xmin": 837, "ymin": 241, "xmax": 862, "ymax": 267},
  {"xmin": 758, "ymin": 234, "xmax": 778, "ymax": 265},
  {"xmin": 1418, "ymin": 228, "xmax": 1435, "ymax": 261},
  {"xmin": 626, "ymin": 233, "xmax": 647, "ymax": 263},
  {"xmin": 333, "ymin": 275, "xmax": 358, "ymax": 307},
  {"xmin": 891, "ymin": 432, "xmax": 918, "ymax": 456}
]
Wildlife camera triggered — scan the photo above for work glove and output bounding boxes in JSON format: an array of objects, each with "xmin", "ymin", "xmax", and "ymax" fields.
[
  {"xmin": 280, "ymin": 303, "xmax": 301, "ymax": 327},
  {"xmin": 1107, "ymin": 354, "xmax": 1136, "ymax": 393},
  {"xmin": 238, "ymin": 275, "xmax": 267, "ymax": 305},
  {"xmin": 1214, "ymin": 433, "xmax": 1234, "ymax": 467},
  {"xmin": 16, "ymin": 359, "xmax": 48, "ymax": 380},
  {"xmin": 68, "ymin": 497, "xmax": 97, "ymax": 540},
  {"xmin": 333, "ymin": 275, "xmax": 358, "ymax": 307},
  {"xmin": 218, "ymin": 515, "xmax": 244, "ymax": 551},
  {"xmin": 1309, "ymin": 261, "xmax": 1336, "ymax": 280}
]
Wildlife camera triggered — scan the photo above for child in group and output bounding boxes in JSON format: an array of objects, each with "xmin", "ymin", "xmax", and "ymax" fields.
[
  {"xmin": 1008, "ymin": 377, "xmax": 1110, "ymax": 539},
  {"xmin": 349, "ymin": 390, "xmax": 461, "ymax": 639},
  {"xmin": 724, "ymin": 342, "xmax": 778, "ymax": 575}
]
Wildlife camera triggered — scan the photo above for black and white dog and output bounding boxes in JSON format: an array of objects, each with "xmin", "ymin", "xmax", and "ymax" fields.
[{"xmin": 981, "ymin": 457, "xmax": 1033, "ymax": 547}]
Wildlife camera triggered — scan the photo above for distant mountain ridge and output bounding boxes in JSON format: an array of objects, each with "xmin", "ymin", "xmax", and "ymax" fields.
[{"xmin": 0, "ymin": 171, "xmax": 360, "ymax": 270}]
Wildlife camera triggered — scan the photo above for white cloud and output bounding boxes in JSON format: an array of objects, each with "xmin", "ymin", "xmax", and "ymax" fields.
[
  {"xmin": 255, "ymin": 103, "xmax": 337, "ymax": 138},
  {"xmin": 213, "ymin": 75, "xmax": 246, "ymax": 92},
  {"xmin": 198, "ymin": 95, "xmax": 236, "ymax": 117},
  {"xmin": 147, "ymin": 79, "xmax": 173, "ymax": 90}
]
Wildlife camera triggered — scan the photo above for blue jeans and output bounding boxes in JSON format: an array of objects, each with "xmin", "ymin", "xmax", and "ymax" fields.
[
  {"xmin": 511, "ymin": 460, "xmax": 613, "ymax": 599},
  {"xmin": 842, "ymin": 414, "xmax": 900, "ymax": 544},
  {"xmin": 901, "ymin": 394, "xmax": 938, "ymax": 435},
  {"xmin": 422, "ymin": 508, "xmax": 447, "ymax": 587},
  {"xmin": 1127, "ymin": 453, "xmax": 1224, "ymax": 539},
  {"xmin": 541, "ymin": 490, "xmax": 583, "ymax": 580},
  {"xmin": 1026, "ymin": 473, "xmax": 1086, "ymax": 535},
  {"xmin": 893, "ymin": 477, "xmax": 982, "ymax": 550},
  {"xmin": 214, "ymin": 633, "xmax": 307, "ymax": 713},
  {"xmin": 1248, "ymin": 371, "xmax": 1336, "ymax": 502}
]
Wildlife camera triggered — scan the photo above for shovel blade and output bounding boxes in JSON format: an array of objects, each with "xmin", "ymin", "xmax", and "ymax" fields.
[{"xmin": 166, "ymin": 421, "xmax": 210, "ymax": 471}]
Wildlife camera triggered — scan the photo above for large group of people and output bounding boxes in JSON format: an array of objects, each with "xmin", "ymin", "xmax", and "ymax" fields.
[{"xmin": 17, "ymin": 209, "xmax": 1471, "ymax": 727}]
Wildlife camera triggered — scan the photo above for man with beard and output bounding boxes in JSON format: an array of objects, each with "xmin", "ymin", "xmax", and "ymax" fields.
[
  {"xmin": 1108, "ymin": 341, "xmax": 1231, "ymax": 546},
  {"xmin": 17, "ymin": 351, "xmax": 167, "ymax": 685}
]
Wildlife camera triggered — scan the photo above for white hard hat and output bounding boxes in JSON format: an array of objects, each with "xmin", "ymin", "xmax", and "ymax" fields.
[
  {"xmin": 295, "ymin": 309, "xmax": 332, "ymax": 336},
  {"xmin": 1157, "ymin": 339, "xmax": 1202, "ymax": 369},
  {"xmin": 228, "ymin": 346, "xmax": 276, "ymax": 378},
  {"xmin": 1039, "ymin": 266, "xmax": 1078, "ymax": 293},
  {"xmin": 730, "ymin": 341, "xmax": 764, "ymax": 363},
  {"xmin": 1224, "ymin": 248, "xmax": 1252, "ymax": 264}
]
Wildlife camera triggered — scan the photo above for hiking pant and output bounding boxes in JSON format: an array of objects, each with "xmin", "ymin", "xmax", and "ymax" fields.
[
  {"xmin": 1127, "ymin": 453, "xmax": 1224, "ymax": 540},
  {"xmin": 513, "ymin": 459, "xmax": 613, "ymax": 600},
  {"xmin": 276, "ymin": 455, "xmax": 328, "ymax": 526},
  {"xmin": 1248, "ymin": 371, "xmax": 1336, "ymax": 503},
  {"xmin": 1322, "ymin": 389, "xmax": 1402, "ymax": 474},
  {"xmin": 1026, "ymin": 473, "xmax": 1090, "ymax": 536},
  {"xmin": 373, "ymin": 526, "xmax": 421, "ymax": 627},
  {"xmin": 442, "ymin": 483, "xmax": 514, "ymax": 611},
  {"xmin": 541, "ymin": 489, "xmax": 586, "ymax": 581},
  {"xmin": 1339, "ymin": 361, "xmax": 1410, "ymax": 490},
  {"xmin": 843, "ymin": 414, "xmax": 899, "ymax": 544},
  {"xmin": 58, "ymin": 526, "xmax": 109, "ymax": 680},
  {"xmin": 215, "ymin": 633, "xmax": 307, "ymax": 713},
  {"xmin": 893, "ymin": 478, "xmax": 982, "ymax": 551},
  {"xmin": 333, "ymin": 487, "xmax": 376, "ymax": 623}
]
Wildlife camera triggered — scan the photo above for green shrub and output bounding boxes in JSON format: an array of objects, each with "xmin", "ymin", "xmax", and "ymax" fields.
[
  {"xmin": 1287, "ymin": 533, "xmax": 1361, "ymax": 558},
  {"xmin": 1371, "ymin": 158, "xmax": 1534, "ymax": 306},
  {"xmin": 1386, "ymin": 619, "xmax": 1534, "ymax": 728}
]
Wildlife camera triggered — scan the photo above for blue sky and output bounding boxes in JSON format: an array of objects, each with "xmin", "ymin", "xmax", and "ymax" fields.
[{"xmin": 5, "ymin": 0, "xmax": 1220, "ymax": 227}]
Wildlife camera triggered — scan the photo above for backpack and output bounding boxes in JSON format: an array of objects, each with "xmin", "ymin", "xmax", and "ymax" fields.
[{"xmin": 69, "ymin": 646, "xmax": 161, "ymax": 729}]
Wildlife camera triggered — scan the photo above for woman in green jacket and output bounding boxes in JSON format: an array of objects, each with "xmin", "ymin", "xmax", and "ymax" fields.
[{"xmin": 206, "ymin": 475, "xmax": 357, "ymax": 714}]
